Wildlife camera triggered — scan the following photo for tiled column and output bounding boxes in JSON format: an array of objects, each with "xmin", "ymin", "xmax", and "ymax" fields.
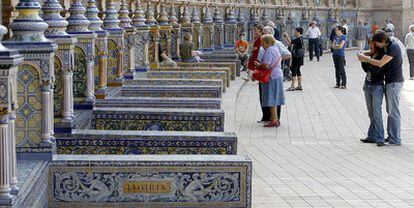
[
  {"xmin": 67, "ymin": 0, "xmax": 97, "ymax": 108},
  {"xmin": 157, "ymin": 4, "xmax": 172, "ymax": 58},
  {"xmin": 103, "ymin": 0, "xmax": 125, "ymax": 86},
  {"xmin": 169, "ymin": 4, "xmax": 181, "ymax": 60},
  {"xmin": 132, "ymin": 0, "xmax": 149, "ymax": 76},
  {"xmin": 4, "ymin": 0, "xmax": 58, "ymax": 156},
  {"xmin": 237, "ymin": 8, "xmax": 247, "ymax": 38},
  {"xmin": 179, "ymin": 3, "xmax": 193, "ymax": 43},
  {"xmin": 0, "ymin": 25, "xmax": 23, "ymax": 205},
  {"xmin": 191, "ymin": 6, "xmax": 202, "ymax": 50},
  {"xmin": 119, "ymin": 0, "xmax": 136, "ymax": 79},
  {"xmin": 213, "ymin": 7, "xmax": 224, "ymax": 49},
  {"xmin": 224, "ymin": 6, "xmax": 237, "ymax": 47},
  {"xmin": 261, "ymin": 8, "xmax": 270, "ymax": 25},
  {"xmin": 202, "ymin": 6, "xmax": 214, "ymax": 51},
  {"xmin": 145, "ymin": 2, "xmax": 159, "ymax": 69},
  {"xmin": 86, "ymin": 0, "xmax": 109, "ymax": 99},
  {"xmin": 42, "ymin": 0, "xmax": 78, "ymax": 133},
  {"xmin": 248, "ymin": 7, "xmax": 260, "ymax": 42}
]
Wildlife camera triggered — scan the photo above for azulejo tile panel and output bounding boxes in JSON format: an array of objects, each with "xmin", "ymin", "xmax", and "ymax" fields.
[
  {"xmin": 154, "ymin": 67, "xmax": 231, "ymax": 87},
  {"xmin": 147, "ymin": 71, "xmax": 227, "ymax": 89},
  {"xmin": 73, "ymin": 46, "xmax": 87, "ymax": 99},
  {"xmin": 95, "ymin": 97, "xmax": 221, "ymax": 109},
  {"xmin": 89, "ymin": 108, "xmax": 225, "ymax": 132},
  {"xmin": 49, "ymin": 155, "xmax": 252, "ymax": 208},
  {"xmin": 116, "ymin": 86, "xmax": 222, "ymax": 98},
  {"xmin": 107, "ymin": 39, "xmax": 118, "ymax": 82},
  {"xmin": 55, "ymin": 130, "xmax": 236, "ymax": 155},
  {"xmin": 16, "ymin": 64, "xmax": 42, "ymax": 147},
  {"xmin": 54, "ymin": 56, "xmax": 63, "ymax": 117},
  {"xmin": 177, "ymin": 62, "xmax": 237, "ymax": 80}
]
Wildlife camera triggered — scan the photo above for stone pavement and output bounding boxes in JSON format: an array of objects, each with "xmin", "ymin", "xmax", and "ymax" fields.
[{"xmin": 222, "ymin": 51, "xmax": 414, "ymax": 208}]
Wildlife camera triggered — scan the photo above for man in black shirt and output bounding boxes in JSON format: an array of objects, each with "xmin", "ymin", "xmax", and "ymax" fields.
[{"xmin": 358, "ymin": 31, "xmax": 404, "ymax": 145}]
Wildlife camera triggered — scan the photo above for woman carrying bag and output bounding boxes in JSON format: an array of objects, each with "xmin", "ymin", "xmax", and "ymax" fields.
[
  {"xmin": 254, "ymin": 34, "xmax": 285, "ymax": 127},
  {"xmin": 286, "ymin": 27, "xmax": 305, "ymax": 91}
]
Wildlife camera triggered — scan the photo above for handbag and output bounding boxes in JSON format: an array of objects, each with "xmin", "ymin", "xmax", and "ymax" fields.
[
  {"xmin": 292, "ymin": 37, "xmax": 305, "ymax": 58},
  {"xmin": 252, "ymin": 51, "xmax": 280, "ymax": 83}
]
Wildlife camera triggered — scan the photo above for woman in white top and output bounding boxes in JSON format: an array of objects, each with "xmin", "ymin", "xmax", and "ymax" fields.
[{"xmin": 405, "ymin": 25, "xmax": 414, "ymax": 79}]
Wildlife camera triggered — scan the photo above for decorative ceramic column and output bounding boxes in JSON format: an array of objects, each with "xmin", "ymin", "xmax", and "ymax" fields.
[
  {"xmin": 132, "ymin": 0, "xmax": 149, "ymax": 76},
  {"xmin": 103, "ymin": 0, "xmax": 125, "ymax": 86},
  {"xmin": 169, "ymin": 4, "xmax": 181, "ymax": 60},
  {"xmin": 202, "ymin": 5, "xmax": 214, "ymax": 51},
  {"xmin": 4, "ymin": 0, "xmax": 58, "ymax": 157},
  {"xmin": 67, "ymin": 0, "xmax": 96, "ymax": 109},
  {"xmin": 237, "ymin": 8, "xmax": 247, "ymax": 38},
  {"xmin": 261, "ymin": 8, "xmax": 270, "ymax": 25},
  {"xmin": 275, "ymin": 9, "xmax": 285, "ymax": 38},
  {"xmin": 0, "ymin": 25, "xmax": 23, "ymax": 205},
  {"xmin": 86, "ymin": 0, "xmax": 109, "ymax": 99},
  {"xmin": 119, "ymin": 0, "xmax": 136, "ymax": 79},
  {"xmin": 248, "ymin": 7, "xmax": 260, "ymax": 42},
  {"xmin": 285, "ymin": 11, "xmax": 295, "ymax": 38},
  {"xmin": 191, "ymin": 6, "xmax": 202, "ymax": 50},
  {"xmin": 224, "ymin": 6, "xmax": 237, "ymax": 47},
  {"xmin": 213, "ymin": 7, "xmax": 224, "ymax": 49},
  {"xmin": 157, "ymin": 4, "xmax": 172, "ymax": 58},
  {"xmin": 179, "ymin": 3, "xmax": 193, "ymax": 42},
  {"xmin": 146, "ymin": 2, "xmax": 159, "ymax": 69},
  {"xmin": 42, "ymin": 0, "xmax": 78, "ymax": 135}
]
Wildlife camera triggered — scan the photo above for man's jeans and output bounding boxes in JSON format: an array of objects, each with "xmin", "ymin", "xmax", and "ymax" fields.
[
  {"xmin": 385, "ymin": 82, "xmax": 404, "ymax": 144},
  {"xmin": 363, "ymin": 83, "xmax": 385, "ymax": 143}
]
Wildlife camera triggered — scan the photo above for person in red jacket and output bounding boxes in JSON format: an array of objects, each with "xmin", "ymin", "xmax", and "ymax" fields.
[{"xmin": 248, "ymin": 25, "xmax": 264, "ymax": 71}]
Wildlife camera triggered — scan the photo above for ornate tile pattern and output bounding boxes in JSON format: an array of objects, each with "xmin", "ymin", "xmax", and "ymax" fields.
[
  {"xmin": 115, "ymin": 86, "xmax": 222, "ymax": 98},
  {"xmin": 54, "ymin": 56, "xmax": 63, "ymax": 117},
  {"xmin": 89, "ymin": 109, "xmax": 225, "ymax": 132},
  {"xmin": 55, "ymin": 130, "xmax": 237, "ymax": 155},
  {"xmin": 16, "ymin": 64, "xmax": 42, "ymax": 147},
  {"xmin": 73, "ymin": 46, "xmax": 87, "ymax": 99},
  {"xmin": 95, "ymin": 97, "xmax": 221, "ymax": 109},
  {"xmin": 147, "ymin": 71, "xmax": 227, "ymax": 90},
  {"xmin": 107, "ymin": 39, "xmax": 118, "ymax": 82},
  {"xmin": 49, "ymin": 155, "xmax": 252, "ymax": 207}
]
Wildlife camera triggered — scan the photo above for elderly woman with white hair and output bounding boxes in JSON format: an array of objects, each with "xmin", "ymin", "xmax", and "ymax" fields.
[
  {"xmin": 254, "ymin": 34, "xmax": 285, "ymax": 127},
  {"xmin": 405, "ymin": 24, "xmax": 414, "ymax": 80}
]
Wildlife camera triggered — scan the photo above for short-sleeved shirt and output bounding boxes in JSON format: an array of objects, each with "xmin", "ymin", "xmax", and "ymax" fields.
[
  {"xmin": 236, "ymin": 40, "xmax": 248, "ymax": 53},
  {"xmin": 179, "ymin": 41, "xmax": 194, "ymax": 61},
  {"xmin": 260, "ymin": 45, "xmax": 282, "ymax": 79},
  {"xmin": 333, "ymin": 35, "xmax": 346, "ymax": 56},
  {"xmin": 275, "ymin": 40, "xmax": 291, "ymax": 57},
  {"xmin": 383, "ymin": 41, "xmax": 404, "ymax": 84},
  {"xmin": 248, "ymin": 37, "xmax": 262, "ymax": 70}
]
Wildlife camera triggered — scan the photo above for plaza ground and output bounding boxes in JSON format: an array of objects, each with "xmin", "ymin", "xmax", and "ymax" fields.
[{"xmin": 223, "ymin": 51, "xmax": 414, "ymax": 207}]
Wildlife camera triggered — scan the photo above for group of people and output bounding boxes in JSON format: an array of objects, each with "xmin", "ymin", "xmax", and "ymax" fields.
[{"xmin": 235, "ymin": 22, "xmax": 307, "ymax": 128}]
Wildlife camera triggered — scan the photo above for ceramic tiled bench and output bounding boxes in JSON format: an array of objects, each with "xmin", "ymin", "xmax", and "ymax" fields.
[
  {"xmin": 155, "ymin": 67, "xmax": 232, "ymax": 85},
  {"xmin": 124, "ymin": 78, "xmax": 223, "ymax": 89},
  {"xmin": 176, "ymin": 62, "xmax": 237, "ymax": 79},
  {"xmin": 112, "ymin": 85, "xmax": 222, "ymax": 98},
  {"xmin": 95, "ymin": 97, "xmax": 222, "ymax": 109},
  {"xmin": 79, "ymin": 107, "xmax": 225, "ymax": 132},
  {"xmin": 49, "ymin": 154, "xmax": 252, "ymax": 208},
  {"xmin": 56, "ymin": 130, "xmax": 237, "ymax": 155},
  {"xmin": 147, "ymin": 71, "xmax": 228, "ymax": 89}
]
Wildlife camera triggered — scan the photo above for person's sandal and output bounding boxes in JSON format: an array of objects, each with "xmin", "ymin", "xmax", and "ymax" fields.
[
  {"xmin": 286, "ymin": 87, "xmax": 296, "ymax": 91},
  {"xmin": 295, "ymin": 86, "xmax": 303, "ymax": 91}
]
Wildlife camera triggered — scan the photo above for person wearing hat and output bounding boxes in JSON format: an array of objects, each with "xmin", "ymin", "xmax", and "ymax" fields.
[
  {"xmin": 405, "ymin": 24, "xmax": 414, "ymax": 80},
  {"xmin": 306, "ymin": 21, "xmax": 321, "ymax": 61}
]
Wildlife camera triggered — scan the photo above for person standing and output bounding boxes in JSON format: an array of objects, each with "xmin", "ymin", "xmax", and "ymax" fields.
[
  {"xmin": 405, "ymin": 25, "xmax": 414, "ymax": 80},
  {"xmin": 355, "ymin": 20, "xmax": 369, "ymax": 52},
  {"xmin": 307, "ymin": 21, "xmax": 321, "ymax": 61},
  {"xmin": 261, "ymin": 26, "xmax": 291, "ymax": 124},
  {"xmin": 254, "ymin": 34, "xmax": 285, "ymax": 127},
  {"xmin": 342, "ymin": 19, "xmax": 349, "ymax": 35},
  {"xmin": 286, "ymin": 27, "xmax": 305, "ymax": 91},
  {"xmin": 359, "ymin": 39, "xmax": 386, "ymax": 146},
  {"xmin": 332, "ymin": 26, "xmax": 347, "ymax": 89},
  {"xmin": 358, "ymin": 30, "xmax": 404, "ymax": 146},
  {"xmin": 235, "ymin": 33, "xmax": 249, "ymax": 71}
]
